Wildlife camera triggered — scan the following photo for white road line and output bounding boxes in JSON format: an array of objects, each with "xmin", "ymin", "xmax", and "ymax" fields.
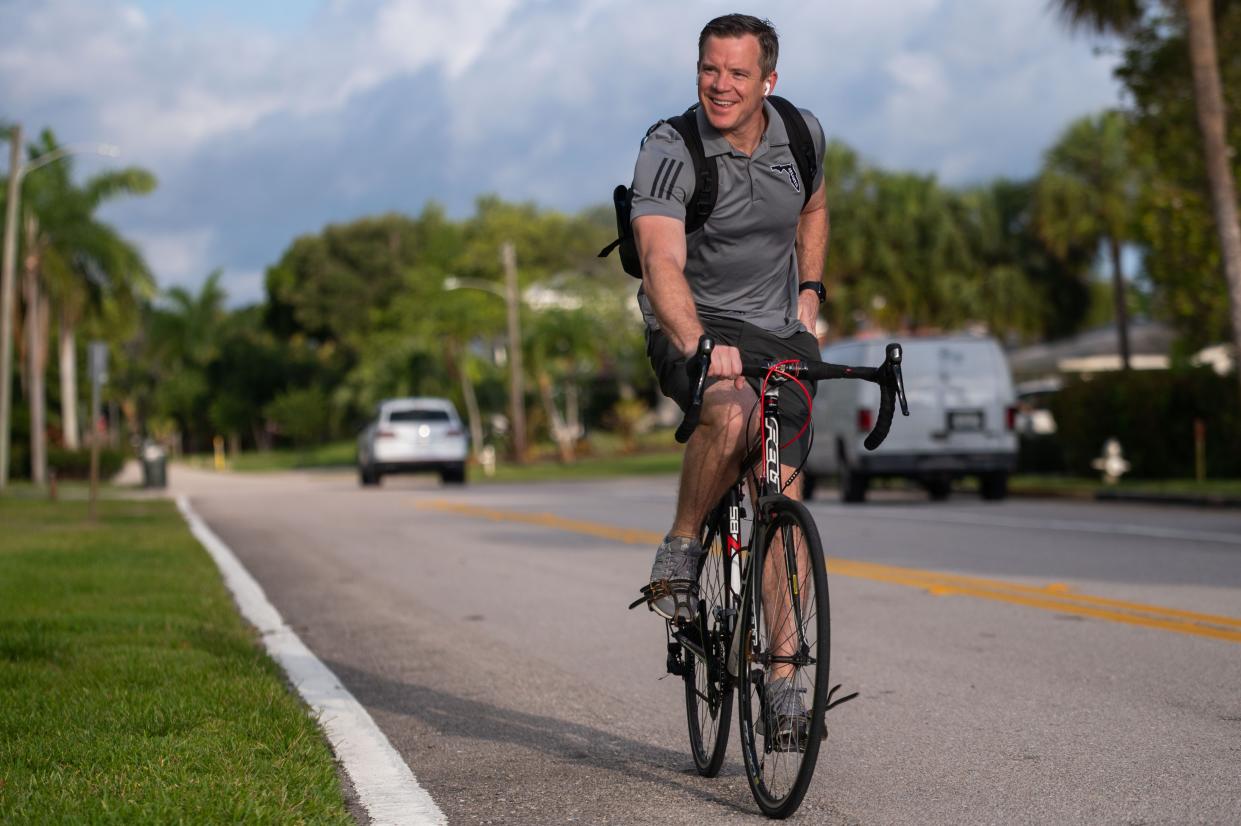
[
  {"xmin": 176, "ymin": 496, "xmax": 446, "ymax": 826},
  {"xmin": 811, "ymin": 503, "xmax": 1241, "ymax": 547}
]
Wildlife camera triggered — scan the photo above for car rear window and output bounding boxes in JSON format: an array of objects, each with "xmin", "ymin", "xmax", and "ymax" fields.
[{"xmin": 387, "ymin": 409, "xmax": 451, "ymax": 423}]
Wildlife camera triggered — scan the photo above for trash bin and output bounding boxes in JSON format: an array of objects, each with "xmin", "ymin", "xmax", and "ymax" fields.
[{"xmin": 142, "ymin": 442, "xmax": 167, "ymax": 489}]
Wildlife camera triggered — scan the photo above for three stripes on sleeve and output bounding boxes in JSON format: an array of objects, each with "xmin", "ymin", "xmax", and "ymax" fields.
[{"xmin": 650, "ymin": 157, "xmax": 684, "ymax": 201}]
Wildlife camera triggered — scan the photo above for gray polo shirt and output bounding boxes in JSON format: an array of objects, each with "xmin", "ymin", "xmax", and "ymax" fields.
[{"xmin": 630, "ymin": 100, "xmax": 826, "ymax": 338}]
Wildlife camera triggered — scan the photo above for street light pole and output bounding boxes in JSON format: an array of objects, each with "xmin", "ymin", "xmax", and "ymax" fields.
[
  {"xmin": 0, "ymin": 124, "xmax": 22, "ymax": 489},
  {"xmin": 501, "ymin": 241, "xmax": 527, "ymax": 463}
]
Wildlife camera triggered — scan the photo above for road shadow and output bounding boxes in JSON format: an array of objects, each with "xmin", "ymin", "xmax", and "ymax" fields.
[{"xmin": 323, "ymin": 659, "xmax": 755, "ymax": 816}]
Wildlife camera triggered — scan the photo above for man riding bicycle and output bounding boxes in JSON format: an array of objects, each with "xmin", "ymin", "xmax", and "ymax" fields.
[{"xmin": 630, "ymin": 14, "xmax": 828, "ymax": 731}]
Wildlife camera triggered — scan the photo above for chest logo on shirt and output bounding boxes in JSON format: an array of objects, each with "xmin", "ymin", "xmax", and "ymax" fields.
[{"xmin": 770, "ymin": 163, "xmax": 801, "ymax": 193}]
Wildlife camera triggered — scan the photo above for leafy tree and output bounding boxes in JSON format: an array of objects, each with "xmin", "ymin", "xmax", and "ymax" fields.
[
  {"xmin": 1034, "ymin": 111, "xmax": 1142, "ymax": 368},
  {"xmin": 143, "ymin": 272, "xmax": 228, "ymax": 453},
  {"xmin": 822, "ymin": 141, "xmax": 1054, "ymax": 340},
  {"xmin": 1052, "ymin": 0, "xmax": 1241, "ymax": 393},
  {"xmin": 1113, "ymin": 2, "xmax": 1241, "ymax": 354}
]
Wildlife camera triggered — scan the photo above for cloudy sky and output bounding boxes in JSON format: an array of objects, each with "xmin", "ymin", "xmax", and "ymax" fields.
[{"xmin": 2, "ymin": 0, "xmax": 1122, "ymax": 305}]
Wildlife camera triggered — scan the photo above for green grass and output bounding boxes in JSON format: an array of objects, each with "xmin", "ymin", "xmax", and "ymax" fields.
[
  {"xmin": 480, "ymin": 448, "xmax": 683, "ymax": 483},
  {"xmin": 182, "ymin": 441, "xmax": 358, "ymax": 472},
  {"xmin": 0, "ymin": 497, "xmax": 352, "ymax": 825},
  {"xmin": 178, "ymin": 431, "xmax": 687, "ymax": 483},
  {"xmin": 1009, "ymin": 474, "xmax": 1241, "ymax": 498}
]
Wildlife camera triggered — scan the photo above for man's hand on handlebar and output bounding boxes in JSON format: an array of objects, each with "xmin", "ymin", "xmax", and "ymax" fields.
[
  {"xmin": 706, "ymin": 344, "xmax": 747, "ymax": 389},
  {"xmin": 675, "ymin": 335, "xmax": 910, "ymax": 447}
]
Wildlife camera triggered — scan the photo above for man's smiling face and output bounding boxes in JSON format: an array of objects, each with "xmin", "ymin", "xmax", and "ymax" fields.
[{"xmin": 697, "ymin": 33, "xmax": 773, "ymax": 138}]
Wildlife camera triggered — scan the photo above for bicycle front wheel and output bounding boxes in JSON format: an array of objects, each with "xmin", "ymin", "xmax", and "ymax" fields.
[
  {"xmin": 736, "ymin": 497, "xmax": 831, "ymax": 819},
  {"xmin": 682, "ymin": 515, "xmax": 735, "ymax": 777}
]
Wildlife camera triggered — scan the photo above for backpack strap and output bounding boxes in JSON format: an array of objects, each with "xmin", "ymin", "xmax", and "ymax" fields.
[
  {"xmin": 664, "ymin": 107, "xmax": 716, "ymax": 234},
  {"xmin": 767, "ymin": 95, "xmax": 818, "ymax": 208}
]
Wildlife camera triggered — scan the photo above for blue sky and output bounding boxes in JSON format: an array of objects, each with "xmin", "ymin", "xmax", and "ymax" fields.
[{"xmin": 2, "ymin": 0, "xmax": 1124, "ymax": 305}]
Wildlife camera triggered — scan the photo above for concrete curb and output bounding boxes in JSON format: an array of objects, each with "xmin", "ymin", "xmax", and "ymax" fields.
[{"xmin": 176, "ymin": 496, "xmax": 447, "ymax": 826}]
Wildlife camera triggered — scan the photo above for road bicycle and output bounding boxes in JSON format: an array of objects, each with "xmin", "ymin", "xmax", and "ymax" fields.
[{"xmin": 633, "ymin": 335, "xmax": 908, "ymax": 818}]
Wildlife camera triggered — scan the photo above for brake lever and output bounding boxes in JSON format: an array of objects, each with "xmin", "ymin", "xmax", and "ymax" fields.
[{"xmin": 885, "ymin": 342, "xmax": 910, "ymax": 416}]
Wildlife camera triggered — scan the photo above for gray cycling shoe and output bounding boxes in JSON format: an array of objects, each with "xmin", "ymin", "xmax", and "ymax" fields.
[
  {"xmin": 756, "ymin": 675, "xmax": 812, "ymax": 751},
  {"xmin": 643, "ymin": 534, "xmax": 704, "ymax": 622}
]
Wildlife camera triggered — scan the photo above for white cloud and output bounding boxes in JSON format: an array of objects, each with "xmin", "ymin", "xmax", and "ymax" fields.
[{"xmin": 127, "ymin": 227, "xmax": 215, "ymax": 288}]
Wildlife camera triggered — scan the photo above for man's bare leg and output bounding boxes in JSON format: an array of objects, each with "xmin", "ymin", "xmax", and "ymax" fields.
[
  {"xmin": 761, "ymin": 465, "xmax": 810, "ymax": 682},
  {"xmin": 646, "ymin": 380, "xmax": 759, "ymax": 618},
  {"xmin": 666, "ymin": 380, "xmax": 760, "ymax": 538}
]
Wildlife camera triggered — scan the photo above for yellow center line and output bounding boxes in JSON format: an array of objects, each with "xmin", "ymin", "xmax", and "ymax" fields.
[{"xmin": 417, "ymin": 500, "xmax": 1241, "ymax": 645}]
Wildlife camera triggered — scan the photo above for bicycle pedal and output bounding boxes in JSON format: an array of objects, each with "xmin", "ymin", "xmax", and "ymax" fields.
[{"xmin": 826, "ymin": 683, "xmax": 859, "ymax": 711}]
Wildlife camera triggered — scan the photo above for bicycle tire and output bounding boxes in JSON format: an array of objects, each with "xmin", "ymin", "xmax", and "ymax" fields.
[
  {"xmin": 682, "ymin": 513, "xmax": 736, "ymax": 777},
  {"xmin": 736, "ymin": 497, "xmax": 831, "ymax": 819}
]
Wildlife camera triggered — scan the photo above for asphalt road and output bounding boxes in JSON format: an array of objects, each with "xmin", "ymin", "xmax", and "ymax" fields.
[{"xmin": 173, "ymin": 466, "xmax": 1241, "ymax": 825}]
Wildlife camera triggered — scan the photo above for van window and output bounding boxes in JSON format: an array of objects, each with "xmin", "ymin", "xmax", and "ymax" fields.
[
  {"xmin": 902, "ymin": 341, "xmax": 997, "ymax": 389},
  {"xmin": 388, "ymin": 409, "xmax": 451, "ymax": 423},
  {"xmin": 821, "ymin": 344, "xmax": 863, "ymax": 366}
]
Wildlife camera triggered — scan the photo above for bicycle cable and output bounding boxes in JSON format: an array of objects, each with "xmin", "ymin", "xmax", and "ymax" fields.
[{"xmin": 752, "ymin": 361, "xmax": 817, "ymax": 495}]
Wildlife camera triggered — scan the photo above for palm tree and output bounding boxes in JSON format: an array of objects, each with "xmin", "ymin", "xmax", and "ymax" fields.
[
  {"xmin": 1034, "ymin": 111, "xmax": 1140, "ymax": 368},
  {"xmin": 1052, "ymin": 0, "xmax": 1241, "ymax": 389},
  {"xmin": 149, "ymin": 272, "xmax": 228, "ymax": 453},
  {"xmin": 14, "ymin": 130, "xmax": 153, "ymax": 484},
  {"xmin": 23, "ymin": 130, "xmax": 155, "ymax": 451}
]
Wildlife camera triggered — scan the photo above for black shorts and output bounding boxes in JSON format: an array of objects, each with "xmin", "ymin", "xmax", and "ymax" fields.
[{"xmin": 646, "ymin": 318, "xmax": 820, "ymax": 464}]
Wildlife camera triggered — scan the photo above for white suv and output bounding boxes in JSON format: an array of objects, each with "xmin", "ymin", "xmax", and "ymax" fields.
[{"xmin": 357, "ymin": 397, "xmax": 468, "ymax": 486}]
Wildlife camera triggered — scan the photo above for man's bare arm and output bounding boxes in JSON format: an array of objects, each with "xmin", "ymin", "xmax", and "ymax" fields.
[
  {"xmin": 634, "ymin": 214, "xmax": 700, "ymax": 355},
  {"xmin": 794, "ymin": 181, "xmax": 829, "ymax": 332},
  {"xmin": 634, "ymin": 214, "xmax": 743, "ymax": 379}
]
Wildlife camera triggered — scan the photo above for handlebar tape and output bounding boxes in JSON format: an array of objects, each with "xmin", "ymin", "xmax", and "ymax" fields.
[
  {"xmin": 674, "ymin": 335, "xmax": 714, "ymax": 444},
  {"xmin": 863, "ymin": 366, "xmax": 896, "ymax": 451}
]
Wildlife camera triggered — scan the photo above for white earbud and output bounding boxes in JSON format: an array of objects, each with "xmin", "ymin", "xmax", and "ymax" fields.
[{"xmin": 763, "ymin": 82, "xmax": 771, "ymax": 95}]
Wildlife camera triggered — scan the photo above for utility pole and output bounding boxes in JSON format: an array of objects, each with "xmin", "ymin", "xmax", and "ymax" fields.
[
  {"xmin": 0, "ymin": 124, "xmax": 20, "ymax": 490},
  {"xmin": 24, "ymin": 212, "xmax": 46, "ymax": 485},
  {"xmin": 501, "ymin": 241, "xmax": 527, "ymax": 463}
]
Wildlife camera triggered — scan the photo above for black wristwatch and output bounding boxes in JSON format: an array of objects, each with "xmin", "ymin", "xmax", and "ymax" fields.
[{"xmin": 799, "ymin": 281, "xmax": 826, "ymax": 305}]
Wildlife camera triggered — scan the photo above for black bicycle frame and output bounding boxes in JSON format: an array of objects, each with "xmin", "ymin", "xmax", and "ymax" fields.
[{"xmin": 722, "ymin": 374, "xmax": 814, "ymax": 679}]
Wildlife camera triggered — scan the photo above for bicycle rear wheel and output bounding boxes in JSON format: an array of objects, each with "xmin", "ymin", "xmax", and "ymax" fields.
[
  {"xmin": 736, "ymin": 497, "xmax": 830, "ymax": 818},
  {"xmin": 682, "ymin": 514, "xmax": 735, "ymax": 777}
]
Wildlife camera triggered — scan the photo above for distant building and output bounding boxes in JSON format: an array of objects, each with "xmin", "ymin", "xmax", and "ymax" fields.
[{"xmin": 1005, "ymin": 319, "xmax": 1235, "ymax": 408}]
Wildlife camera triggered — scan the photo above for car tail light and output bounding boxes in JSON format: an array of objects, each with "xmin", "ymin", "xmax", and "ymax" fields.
[
  {"xmin": 1005, "ymin": 406, "xmax": 1017, "ymax": 431},
  {"xmin": 376, "ymin": 429, "xmax": 396, "ymax": 439},
  {"xmin": 856, "ymin": 408, "xmax": 873, "ymax": 433},
  {"xmin": 446, "ymin": 426, "xmax": 464, "ymax": 437}
]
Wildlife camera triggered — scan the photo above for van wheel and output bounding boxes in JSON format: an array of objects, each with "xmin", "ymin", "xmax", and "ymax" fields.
[
  {"xmin": 924, "ymin": 477, "xmax": 951, "ymax": 501},
  {"xmin": 979, "ymin": 472, "xmax": 1008, "ymax": 501},
  {"xmin": 840, "ymin": 463, "xmax": 869, "ymax": 503},
  {"xmin": 359, "ymin": 464, "xmax": 380, "ymax": 486},
  {"xmin": 440, "ymin": 463, "xmax": 467, "ymax": 485}
]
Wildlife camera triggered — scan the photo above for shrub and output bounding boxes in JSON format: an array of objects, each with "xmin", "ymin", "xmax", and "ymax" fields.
[
  {"xmin": 264, "ymin": 386, "xmax": 332, "ymax": 447},
  {"xmin": 46, "ymin": 446, "xmax": 127, "ymax": 480},
  {"xmin": 1050, "ymin": 368, "xmax": 1240, "ymax": 478}
]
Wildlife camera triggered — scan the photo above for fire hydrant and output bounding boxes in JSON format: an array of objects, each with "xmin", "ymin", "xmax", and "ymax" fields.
[{"xmin": 1091, "ymin": 438, "xmax": 1130, "ymax": 484}]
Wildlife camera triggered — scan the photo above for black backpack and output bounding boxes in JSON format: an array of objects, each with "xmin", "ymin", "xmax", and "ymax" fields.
[{"xmin": 598, "ymin": 95, "xmax": 818, "ymax": 278}]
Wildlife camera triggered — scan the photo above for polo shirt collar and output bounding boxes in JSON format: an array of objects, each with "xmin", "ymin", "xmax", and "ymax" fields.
[{"xmin": 695, "ymin": 99, "xmax": 789, "ymax": 158}]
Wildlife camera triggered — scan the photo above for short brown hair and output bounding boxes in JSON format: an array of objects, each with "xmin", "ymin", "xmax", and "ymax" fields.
[{"xmin": 698, "ymin": 14, "xmax": 779, "ymax": 77}]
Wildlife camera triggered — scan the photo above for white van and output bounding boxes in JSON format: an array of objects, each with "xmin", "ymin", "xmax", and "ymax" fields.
[{"xmin": 803, "ymin": 334, "xmax": 1017, "ymax": 502}]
